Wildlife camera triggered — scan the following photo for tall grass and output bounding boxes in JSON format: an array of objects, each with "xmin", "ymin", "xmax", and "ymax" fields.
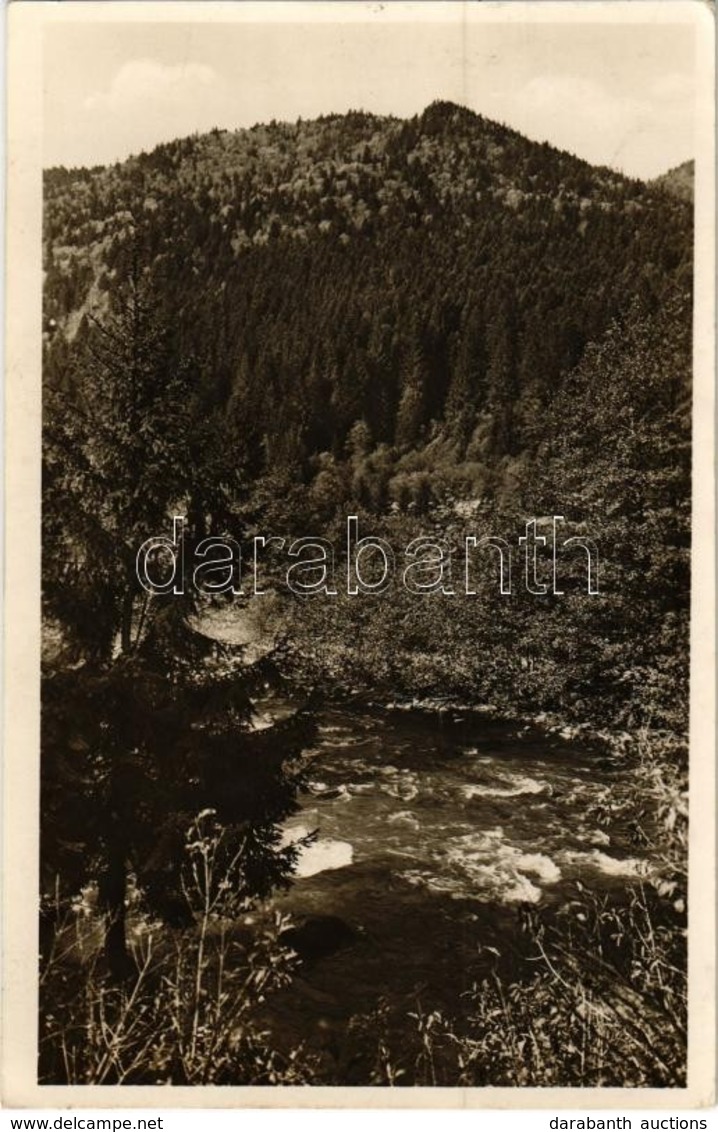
[{"xmin": 39, "ymin": 812, "xmax": 317, "ymax": 1085}]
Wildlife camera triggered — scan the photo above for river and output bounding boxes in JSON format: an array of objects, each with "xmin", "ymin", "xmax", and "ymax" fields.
[{"xmin": 250, "ymin": 699, "xmax": 649, "ymax": 1075}]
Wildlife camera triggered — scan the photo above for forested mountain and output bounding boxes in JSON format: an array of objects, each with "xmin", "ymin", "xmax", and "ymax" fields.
[
  {"xmin": 42, "ymin": 100, "xmax": 693, "ymax": 724},
  {"xmin": 43, "ymin": 100, "xmax": 692, "ymax": 511},
  {"xmin": 40, "ymin": 101, "xmax": 694, "ymax": 1087}
]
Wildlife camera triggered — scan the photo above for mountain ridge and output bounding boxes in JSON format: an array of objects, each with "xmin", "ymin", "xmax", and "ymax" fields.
[
  {"xmin": 45, "ymin": 99, "xmax": 677, "ymax": 185},
  {"xmin": 43, "ymin": 99, "xmax": 693, "ymax": 507}
]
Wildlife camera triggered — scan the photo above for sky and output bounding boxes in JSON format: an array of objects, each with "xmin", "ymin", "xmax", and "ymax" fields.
[{"xmin": 43, "ymin": 11, "xmax": 698, "ymax": 180}]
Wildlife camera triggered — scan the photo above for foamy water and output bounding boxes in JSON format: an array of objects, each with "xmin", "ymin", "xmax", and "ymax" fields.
[
  {"xmin": 460, "ymin": 774, "xmax": 545, "ymax": 800},
  {"xmin": 280, "ymin": 824, "xmax": 354, "ymax": 878},
  {"xmin": 558, "ymin": 848, "xmax": 649, "ymax": 878},
  {"xmin": 276, "ymin": 706, "xmax": 646, "ymax": 908},
  {"xmin": 401, "ymin": 828, "xmax": 562, "ymax": 905}
]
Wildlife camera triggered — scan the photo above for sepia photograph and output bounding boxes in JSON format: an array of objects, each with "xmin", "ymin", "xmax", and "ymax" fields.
[{"xmin": 3, "ymin": 0, "xmax": 715, "ymax": 1107}]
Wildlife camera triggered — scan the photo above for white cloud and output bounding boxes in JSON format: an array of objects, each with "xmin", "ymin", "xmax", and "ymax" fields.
[
  {"xmin": 49, "ymin": 39, "xmax": 695, "ymax": 178},
  {"xmin": 508, "ymin": 74, "xmax": 648, "ymax": 150},
  {"xmin": 491, "ymin": 71, "xmax": 693, "ymax": 179},
  {"xmin": 85, "ymin": 59, "xmax": 218, "ymax": 113},
  {"xmin": 78, "ymin": 60, "xmax": 230, "ymax": 164}
]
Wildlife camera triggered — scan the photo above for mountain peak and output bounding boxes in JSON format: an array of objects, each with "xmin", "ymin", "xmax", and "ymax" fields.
[{"xmin": 419, "ymin": 100, "xmax": 481, "ymax": 128}]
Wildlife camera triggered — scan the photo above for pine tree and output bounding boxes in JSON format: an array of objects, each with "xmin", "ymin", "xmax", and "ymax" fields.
[{"xmin": 42, "ymin": 269, "xmax": 315, "ymax": 977}]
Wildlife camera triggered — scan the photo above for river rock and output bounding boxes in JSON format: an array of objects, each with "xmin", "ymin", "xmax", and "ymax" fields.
[{"xmin": 280, "ymin": 915, "xmax": 358, "ymax": 961}]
